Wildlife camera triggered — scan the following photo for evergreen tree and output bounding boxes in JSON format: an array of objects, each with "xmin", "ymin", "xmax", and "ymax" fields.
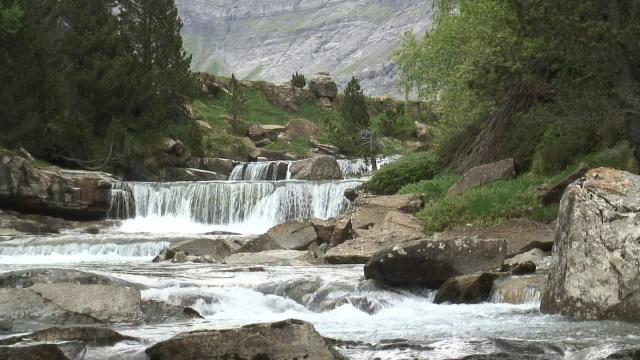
[
  {"xmin": 229, "ymin": 74, "xmax": 246, "ymax": 135},
  {"xmin": 341, "ymin": 77, "xmax": 370, "ymax": 131},
  {"xmin": 291, "ymin": 71, "xmax": 306, "ymax": 88}
]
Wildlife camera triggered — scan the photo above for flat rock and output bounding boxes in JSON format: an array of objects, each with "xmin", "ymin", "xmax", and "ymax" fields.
[
  {"xmin": 145, "ymin": 319, "xmax": 340, "ymax": 360},
  {"xmin": 448, "ymin": 158, "xmax": 516, "ymax": 196},
  {"xmin": 171, "ymin": 238, "xmax": 240, "ymax": 261},
  {"xmin": 480, "ymin": 219, "xmax": 554, "ymax": 258},
  {"xmin": 354, "ymin": 194, "xmax": 424, "ymax": 214},
  {"xmin": 224, "ymin": 250, "xmax": 315, "ymax": 265},
  {"xmin": 364, "ymin": 237, "xmax": 507, "ymax": 288}
]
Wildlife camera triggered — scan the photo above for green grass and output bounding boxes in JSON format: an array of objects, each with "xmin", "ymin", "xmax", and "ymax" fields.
[
  {"xmin": 265, "ymin": 136, "xmax": 312, "ymax": 155},
  {"xmin": 398, "ymin": 175, "xmax": 460, "ymax": 201},
  {"xmin": 34, "ymin": 159, "xmax": 53, "ymax": 168}
]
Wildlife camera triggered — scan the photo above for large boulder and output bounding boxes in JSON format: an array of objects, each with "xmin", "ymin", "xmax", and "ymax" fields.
[
  {"xmin": 0, "ymin": 150, "xmax": 117, "ymax": 220},
  {"xmin": 289, "ymin": 155, "xmax": 343, "ymax": 181},
  {"xmin": 186, "ymin": 157, "xmax": 234, "ymax": 178},
  {"xmin": 224, "ymin": 250, "xmax": 315, "ymax": 265},
  {"xmin": 285, "ymin": 118, "xmax": 322, "ymax": 138},
  {"xmin": 308, "ymin": 73, "xmax": 338, "ymax": 100},
  {"xmin": 541, "ymin": 168, "xmax": 640, "ymax": 321},
  {"xmin": 145, "ymin": 319, "xmax": 340, "ymax": 360},
  {"xmin": 434, "ymin": 272, "xmax": 499, "ymax": 305},
  {"xmin": 0, "ymin": 268, "xmax": 138, "ymax": 289},
  {"xmin": 259, "ymin": 82, "xmax": 313, "ymax": 113},
  {"xmin": 325, "ymin": 211, "xmax": 425, "ymax": 264},
  {"xmin": 27, "ymin": 284, "xmax": 146, "ymax": 324},
  {"xmin": 240, "ymin": 220, "xmax": 319, "ymax": 253},
  {"xmin": 364, "ymin": 237, "xmax": 507, "ymax": 288},
  {"xmin": 447, "ymin": 158, "xmax": 516, "ymax": 196}
]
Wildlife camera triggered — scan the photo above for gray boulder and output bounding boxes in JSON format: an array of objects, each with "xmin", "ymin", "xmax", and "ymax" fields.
[
  {"xmin": 0, "ymin": 326, "xmax": 134, "ymax": 346},
  {"xmin": 0, "ymin": 342, "xmax": 86, "ymax": 360},
  {"xmin": 480, "ymin": 218, "xmax": 555, "ymax": 258},
  {"xmin": 541, "ymin": 168, "xmax": 640, "ymax": 321},
  {"xmin": 224, "ymin": 250, "xmax": 315, "ymax": 265},
  {"xmin": 364, "ymin": 237, "xmax": 507, "ymax": 288},
  {"xmin": 171, "ymin": 238, "xmax": 240, "ymax": 261},
  {"xmin": 447, "ymin": 158, "xmax": 516, "ymax": 196},
  {"xmin": 289, "ymin": 155, "xmax": 343, "ymax": 181},
  {"xmin": 145, "ymin": 319, "xmax": 341, "ymax": 360},
  {"xmin": 308, "ymin": 73, "xmax": 339, "ymax": 100}
]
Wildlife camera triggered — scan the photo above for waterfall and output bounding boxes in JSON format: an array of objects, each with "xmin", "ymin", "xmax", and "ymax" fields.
[
  {"xmin": 108, "ymin": 180, "xmax": 362, "ymax": 234},
  {"xmin": 229, "ymin": 161, "xmax": 291, "ymax": 181},
  {"xmin": 337, "ymin": 156, "xmax": 401, "ymax": 179}
]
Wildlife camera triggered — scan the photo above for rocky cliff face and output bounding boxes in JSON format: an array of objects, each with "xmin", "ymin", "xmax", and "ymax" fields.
[{"xmin": 176, "ymin": 0, "xmax": 433, "ymax": 96}]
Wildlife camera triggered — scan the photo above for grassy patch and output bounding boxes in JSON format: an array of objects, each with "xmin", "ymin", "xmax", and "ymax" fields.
[
  {"xmin": 398, "ymin": 175, "xmax": 460, "ymax": 201},
  {"xmin": 265, "ymin": 136, "xmax": 312, "ymax": 155},
  {"xmin": 363, "ymin": 152, "xmax": 442, "ymax": 195}
]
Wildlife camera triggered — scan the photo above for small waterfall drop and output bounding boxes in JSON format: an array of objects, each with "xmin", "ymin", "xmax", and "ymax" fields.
[
  {"xmin": 109, "ymin": 180, "xmax": 362, "ymax": 234},
  {"xmin": 229, "ymin": 161, "xmax": 291, "ymax": 181},
  {"xmin": 337, "ymin": 156, "xmax": 401, "ymax": 179}
]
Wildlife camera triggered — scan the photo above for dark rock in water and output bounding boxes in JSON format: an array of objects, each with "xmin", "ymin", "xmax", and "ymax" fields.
[
  {"xmin": 141, "ymin": 300, "xmax": 203, "ymax": 324},
  {"xmin": 364, "ymin": 237, "xmax": 506, "ymax": 288},
  {"xmin": 541, "ymin": 169, "xmax": 640, "ymax": 321},
  {"xmin": 145, "ymin": 319, "xmax": 341, "ymax": 360},
  {"xmin": 172, "ymin": 238, "xmax": 240, "ymax": 260},
  {"xmin": 434, "ymin": 272, "xmax": 499, "ymax": 305},
  {"xmin": 603, "ymin": 347, "xmax": 640, "ymax": 359},
  {"xmin": 500, "ymin": 261, "xmax": 536, "ymax": 275},
  {"xmin": 0, "ymin": 326, "xmax": 135, "ymax": 346},
  {"xmin": 344, "ymin": 188, "xmax": 359, "ymax": 202},
  {"xmin": 241, "ymin": 220, "xmax": 319, "ymax": 253},
  {"xmin": 0, "ymin": 341, "xmax": 87, "ymax": 360}
]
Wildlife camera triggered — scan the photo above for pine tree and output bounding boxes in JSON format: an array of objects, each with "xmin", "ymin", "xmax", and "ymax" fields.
[
  {"xmin": 229, "ymin": 74, "xmax": 246, "ymax": 136},
  {"xmin": 291, "ymin": 71, "xmax": 306, "ymax": 88},
  {"xmin": 120, "ymin": 0, "xmax": 196, "ymax": 128}
]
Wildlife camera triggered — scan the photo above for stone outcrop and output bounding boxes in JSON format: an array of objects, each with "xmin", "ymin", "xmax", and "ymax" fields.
[
  {"xmin": 541, "ymin": 168, "xmax": 640, "ymax": 321},
  {"xmin": 447, "ymin": 158, "xmax": 516, "ymax": 196},
  {"xmin": 224, "ymin": 250, "xmax": 315, "ymax": 265},
  {"xmin": 0, "ymin": 150, "xmax": 117, "ymax": 220},
  {"xmin": 285, "ymin": 118, "xmax": 322, "ymax": 138},
  {"xmin": 259, "ymin": 82, "xmax": 314, "ymax": 113},
  {"xmin": 145, "ymin": 319, "xmax": 341, "ymax": 360},
  {"xmin": 289, "ymin": 155, "xmax": 343, "ymax": 181},
  {"xmin": 364, "ymin": 237, "xmax": 507, "ymax": 288},
  {"xmin": 480, "ymin": 219, "xmax": 555, "ymax": 258},
  {"xmin": 308, "ymin": 73, "xmax": 339, "ymax": 99}
]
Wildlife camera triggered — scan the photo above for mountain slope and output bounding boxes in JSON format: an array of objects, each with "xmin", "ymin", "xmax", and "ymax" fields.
[{"xmin": 176, "ymin": 0, "xmax": 433, "ymax": 96}]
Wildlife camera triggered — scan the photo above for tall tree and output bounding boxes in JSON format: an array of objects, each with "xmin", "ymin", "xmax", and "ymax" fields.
[
  {"xmin": 339, "ymin": 77, "xmax": 380, "ymax": 167},
  {"xmin": 228, "ymin": 73, "xmax": 246, "ymax": 135}
]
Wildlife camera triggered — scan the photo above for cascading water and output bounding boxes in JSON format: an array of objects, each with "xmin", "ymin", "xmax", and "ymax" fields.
[
  {"xmin": 109, "ymin": 179, "xmax": 362, "ymax": 234},
  {"xmin": 229, "ymin": 161, "xmax": 291, "ymax": 181},
  {"xmin": 337, "ymin": 156, "xmax": 400, "ymax": 179}
]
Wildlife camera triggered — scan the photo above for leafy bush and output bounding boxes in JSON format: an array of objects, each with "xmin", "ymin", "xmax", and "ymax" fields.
[
  {"xmin": 417, "ymin": 175, "xmax": 559, "ymax": 232},
  {"xmin": 379, "ymin": 104, "xmax": 415, "ymax": 138},
  {"xmin": 291, "ymin": 72, "xmax": 306, "ymax": 89},
  {"xmin": 363, "ymin": 152, "xmax": 442, "ymax": 195},
  {"xmin": 398, "ymin": 175, "xmax": 460, "ymax": 201},
  {"xmin": 531, "ymin": 122, "xmax": 599, "ymax": 175}
]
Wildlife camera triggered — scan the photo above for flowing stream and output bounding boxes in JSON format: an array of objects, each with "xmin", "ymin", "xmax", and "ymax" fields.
[{"xmin": 1, "ymin": 159, "xmax": 640, "ymax": 359}]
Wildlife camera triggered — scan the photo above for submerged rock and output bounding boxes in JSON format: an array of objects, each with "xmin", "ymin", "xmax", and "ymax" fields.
[
  {"xmin": 0, "ymin": 341, "xmax": 87, "ymax": 360},
  {"xmin": 434, "ymin": 272, "xmax": 499, "ymax": 305},
  {"xmin": 224, "ymin": 250, "xmax": 315, "ymax": 265},
  {"xmin": 364, "ymin": 237, "xmax": 507, "ymax": 288},
  {"xmin": 145, "ymin": 319, "xmax": 341, "ymax": 360},
  {"xmin": 0, "ymin": 326, "xmax": 134, "ymax": 346},
  {"xmin": 541, "ymin": 168, "xmax": 640, "ymax": 321}
]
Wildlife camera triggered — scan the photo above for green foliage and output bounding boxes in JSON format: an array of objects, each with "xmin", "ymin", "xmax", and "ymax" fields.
[
  {"xmin": 394, "ymin": 0, "xmax": 639, "ymax": 172},
  {"xmin": 291, "ymin": 71, "xmax": 306, "ymax": 89},
  {"xmin": 341, "ymin": 77, "xmax": 370, "ymax": 130},
  {"xmin": 379, "ymin": 104, "xmax": 415, "ymax": 138},
  {"xmin": 228, "ymin": 73, "xmax": 247, "ymax": 135},
  {"xmin": 398, "ymin": 175, "xmax": 460, "ymax": 201},
  {"xmin": 531, "ymin": 121, "xmax": 599, "ymax": 175},
  {"xmin": 363, "ymin": 152, "xmax": 442, "ymax": 195},
  {"xmin": 0, "ymin": 1, "xmax": 23, "ymax": 36},
  {"xmin": 417, "ymin": 175, "xmax": 558, "ymax": 231},
  {"xmin": 265, "ymin": 136, "xmax": 312, "ymax": 155}
]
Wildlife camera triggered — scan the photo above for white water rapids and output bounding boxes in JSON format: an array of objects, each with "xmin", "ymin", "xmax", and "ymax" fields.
[{"xmin": 2, "ymin": 160, "xmax": 640, "ymax": 359}]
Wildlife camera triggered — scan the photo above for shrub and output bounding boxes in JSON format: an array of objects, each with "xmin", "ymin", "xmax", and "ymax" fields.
[
  {"xmin": 379, "ymin": 104, "xmax": 415, "ymax": 138},
  {"xmin": 363, "ymin": 152, "xmax": 442, "ymax": 195},
  {"xmin": 531, "ymin": 121, "xmax": 599, "ymax": 175},
  {"xmin": 291, "ymin": 72, "xmax": 306, "ymax": 89},
  {"xmin": 398, "ymin": 175, "xmax": 460, "ymax": 201}
]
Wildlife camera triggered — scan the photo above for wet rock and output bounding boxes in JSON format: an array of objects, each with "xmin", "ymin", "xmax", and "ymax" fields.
[
  {"xmin": 490, "ymin": 272, "xmax": 547, "ymax": 304},
  {"xmin": 364, "ymin": 237, "xmax": 507, "ymax": 288},
  {"xmin": 267, "ymin": 220, "xmax": 319, "ymax": 250},
  {"xmin": 434, "ymin": 272, "xmax": 498, "ymax": 305},
  {"xmin": 185, "ymin": 168, "xmax": 227, "ymax": 181},
  {"xmin": 505, "ymin": 248, "xmax": 548, "ymax": 266},
  {"xmin": 171, "ymin": 238, "xmax": 240, "ymax": 261},
  {"xmin": 27, "ymin": 283, "xmax": 146, "ymax": 324},
  {"xmin": 541, "ymin": 168, "xmax": 640, "ymax": 321},
  {"xmin": 289, "ymin": 155, "xmax": 343, "ymax": 180},
  {"xmin": 0, "ymin": 268, "xmax": 139, "ymax": 289},
  {"xmin": 224, "ymin": 250, "xmax": 315, "ymax": 265},
  {"xmin": 344, "ymin": 188, "xmax": 359, "ymax": 202},
  {"xmin": 239, "ymin": 233, "xmax": 284, "ymax": 253},
  {"xmin": 0, "ymin": 342, "xmax": 87, "ymax": 360},
  {"xmin": 0, "ymin": 149, "xmax": 117, "ymax": 220},
  {"xmin": 480, "ymin": 218, "xmax": 555, "ymax": 258},
  {"xmin": 0, "ymin": 326, "xmax": 135, "ymax": 346},
  {"xmin": 186, "ymin": 157, "xmax": 234, "ymax": 178},
  {"xmin": 171, "ymin": 252, "xmax": 190, "ymax": 263},
  {"xmin": 0, "ymin": 288, "xmax": 100, "ymax": 333},
  {"xmin": 447, "ymin": 158, "xmax": 516, "ymax": 196},
  {"xmin": 308, "ymin": 73, "xmax": 338, "ymax": 100},
  {"xmin": 141, "ymin": 300, "xmax": 203, "ymax": 324},
  {"xmin": 145, "ymin": 319, "xmax": 341, "ymax": 360}
]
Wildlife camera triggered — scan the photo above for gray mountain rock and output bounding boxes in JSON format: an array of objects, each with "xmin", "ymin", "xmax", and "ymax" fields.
[{"xmin": 176, "ymin": 0, "xmax": 434, "ymax": 96}]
